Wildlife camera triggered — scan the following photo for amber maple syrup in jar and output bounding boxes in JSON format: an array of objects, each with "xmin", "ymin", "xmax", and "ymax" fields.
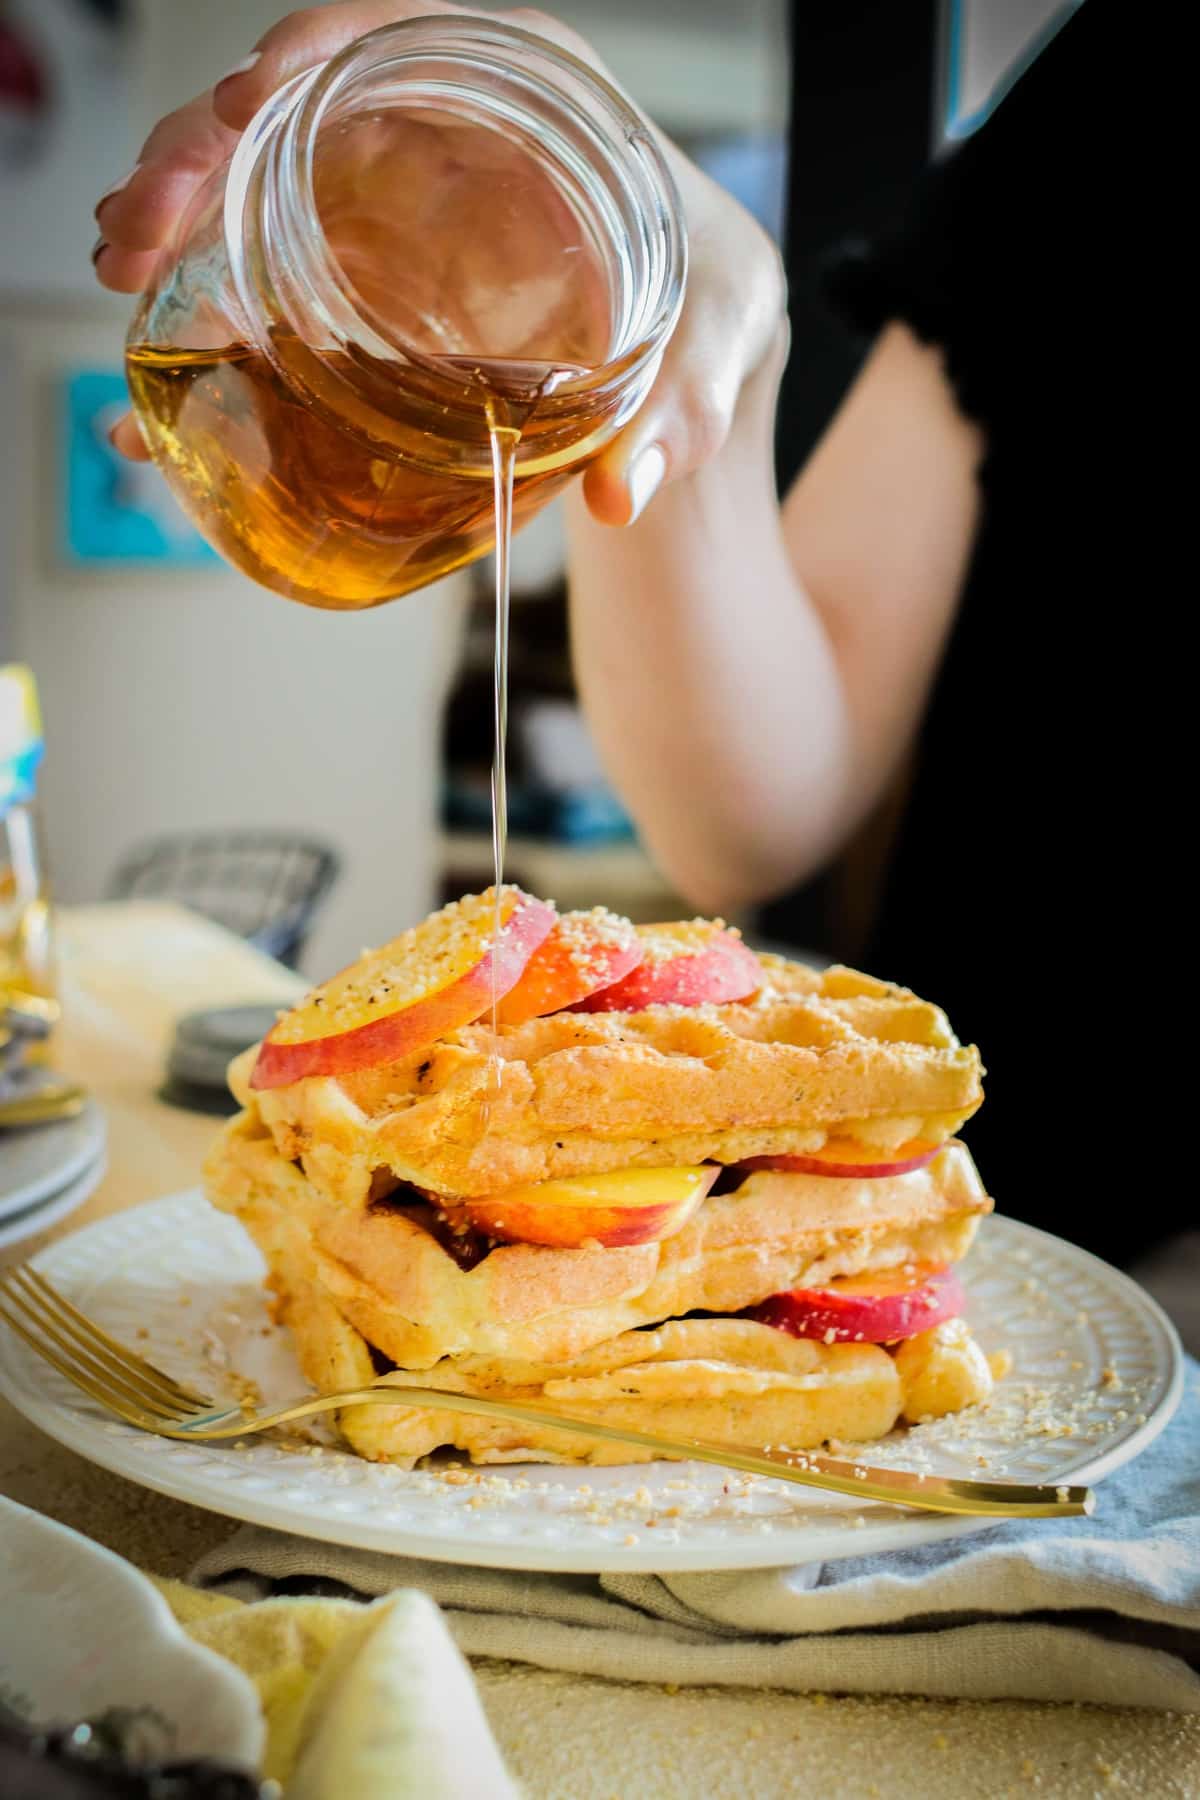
[{"xmin": 124, "ymin": 17, "xmax": 686, "ymax": 611}]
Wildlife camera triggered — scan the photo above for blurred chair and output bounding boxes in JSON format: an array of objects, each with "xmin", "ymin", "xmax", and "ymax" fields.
[{"xmin": 108, "ymin": 831, "xmax": 339, "ymax": 970}]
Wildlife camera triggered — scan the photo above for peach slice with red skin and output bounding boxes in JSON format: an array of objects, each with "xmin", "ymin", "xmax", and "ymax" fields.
[
  {"xmin": 250, "ymin": 887, "xmax": 555, "ymax": 1089},
  {"xmin": 741, "ymin": 1140, "xmax": 942, "ymax": 1180},
  {"xmin": 574, "ymin": 920, "xmax": 762, "ymax": 1012},
  {"xmin": 463, "ymin": 1164, "xmax": 719, "ymax": 1249},
  {"xmin": 494, "ymin": 907, "xmax": 643, "ymax": 1025},
  {"xmin": 749, "ymin": 1265, "xmax": 965, "ymax": 1344}
]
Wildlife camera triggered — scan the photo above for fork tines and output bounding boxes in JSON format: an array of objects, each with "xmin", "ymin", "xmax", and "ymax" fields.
[{"xmin": 0, "ymin": 1263, "xmax": 214, "ymax": 1425}]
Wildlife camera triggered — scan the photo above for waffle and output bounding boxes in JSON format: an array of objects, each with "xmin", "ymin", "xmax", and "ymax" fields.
[
  {"xmin": 264, "ymin": 1238, "xmax": 994, "ymax": 1467},
  {"xmin": 205, "ymin": 1111, "xmax": 991, "ymax": 1367},
  {"xmin": 230, "ymin": 957, "xmax": 983, "ymax": 1208}
]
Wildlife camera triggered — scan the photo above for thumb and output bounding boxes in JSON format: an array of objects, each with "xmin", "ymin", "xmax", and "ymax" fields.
[
  {"xmin": 582, "ymin": 304, "xmax": 790, "ymax": 528},
  {"xmin": 581, "ymin": 336, "xmax": 742, "ymax": 528}
]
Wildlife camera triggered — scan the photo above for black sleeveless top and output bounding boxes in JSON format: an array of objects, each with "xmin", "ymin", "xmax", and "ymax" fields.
[{"xmin": 807, "ymin": 1, "xmax": 1167, "ymax": 1264}]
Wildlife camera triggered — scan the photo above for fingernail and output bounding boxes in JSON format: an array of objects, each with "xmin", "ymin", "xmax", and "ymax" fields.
[
  {"xmin": 96, "ymin": 166, "xmax": 138, "ymax": 212},
  {"xmin": 626, "ymin": 445, "xmax": 666, "ymax": 523},
  {"xmin": 91, "ymin": 237, "xmax": 108, "ymax": 267},
  {"xmin": 216, "ymin": 51, "xmax": 261, "ymax": 86}
]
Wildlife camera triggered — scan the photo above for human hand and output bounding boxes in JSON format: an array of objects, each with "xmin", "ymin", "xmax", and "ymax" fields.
[{"xmin": 94, "ymin": 1, "xmax": 786, "ymax": 518}]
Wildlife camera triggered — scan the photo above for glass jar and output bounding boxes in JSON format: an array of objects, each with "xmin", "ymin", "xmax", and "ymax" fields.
[{"xmin": 125, "ymin": 16, "xmax": 686, "ymax": 610}]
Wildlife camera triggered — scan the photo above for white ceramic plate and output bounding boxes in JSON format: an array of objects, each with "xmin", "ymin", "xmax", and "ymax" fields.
[
  {"xmin": 0, "ymin": 1495, "xmax": 263, "ymax": 1767},
  {"xmin": 0, "ymin": 1098, "xmax": 107, "ymax": 1223},
  {"xmin": 0, "ymin": 1191, "xmax": 1183, "ymax": 1574},
  {"xmin": 0, "ymin": 1150, "xmax": 107, "ymax": 1252}
]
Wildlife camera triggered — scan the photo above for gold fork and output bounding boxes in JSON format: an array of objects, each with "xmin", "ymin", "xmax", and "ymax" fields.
[{"xmin": 0, "ymin": 1264, "xmax": 1094, "ymax": 1519}]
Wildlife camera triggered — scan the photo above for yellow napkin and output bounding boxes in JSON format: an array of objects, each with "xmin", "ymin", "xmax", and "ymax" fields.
[{"xmin": 155, "ymin": 1579, "xmax": 519, "ymax": 1795}]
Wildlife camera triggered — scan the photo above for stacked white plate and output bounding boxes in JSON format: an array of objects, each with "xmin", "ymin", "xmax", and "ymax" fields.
[{"xmin": 0, "ymin": 1098, "xmax": 107, "ymax": 1251}]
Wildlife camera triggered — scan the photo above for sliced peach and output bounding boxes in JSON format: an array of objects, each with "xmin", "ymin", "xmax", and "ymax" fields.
[
  {"xmin": 574, "ymin": 920, "xmax": 762, "ymax": 1012},
  {"xmin": 250, "ymin": 887, "xmax": 555, "ymax": 1089},
  {"xmin": 741, "ymin": 1139, "xmax": 942, "ymax": 1180},
  {"xmin": 494, "ymin": 906, "xmax": 643, "ymax": 1025},
  {"xmin": 464, "ymin": 1164, "xmax": 718, "ymax": 1249},
  {"xmin": 749, "ymin": 1265, "xmax": 965, "ymax": 1344}
]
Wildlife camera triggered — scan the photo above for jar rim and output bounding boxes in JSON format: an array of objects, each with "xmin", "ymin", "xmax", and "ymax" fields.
[{"xmin": 226, "ymin": 14, "xmax": 686, "ymax": 399}]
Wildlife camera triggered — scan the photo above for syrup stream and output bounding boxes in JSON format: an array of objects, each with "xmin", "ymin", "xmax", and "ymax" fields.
[
  {"xmin": 474, "ymin": 362, "xmax": 584, "ymax": 1120},
  {"xmin": 488, "ymin": 421, "xmax": 518, "ymax": 1036}
]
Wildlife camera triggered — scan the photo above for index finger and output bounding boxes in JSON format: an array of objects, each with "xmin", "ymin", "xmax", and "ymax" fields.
[
  {"xmin": 94, "ymin": 94, "xmax": 240, "ymax": 274},
  {"xmin": 211, "ymin": 0, "xmax": 464, "ymax": 131}
]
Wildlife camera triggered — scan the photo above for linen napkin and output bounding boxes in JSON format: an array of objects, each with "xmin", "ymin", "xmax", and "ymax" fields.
[
  {"xmin": 191, "ymin": 1361, "xmax": 1200, "ymax": 1712},
  {"xmin": 160, "ymin": 1582, "xmax": 518, "ymax": 1795}
]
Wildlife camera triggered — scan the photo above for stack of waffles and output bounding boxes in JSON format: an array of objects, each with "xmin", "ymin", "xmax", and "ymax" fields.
[{"xmin": 204, "ymin": 890, "xmax": 998, "ymax": 1466}]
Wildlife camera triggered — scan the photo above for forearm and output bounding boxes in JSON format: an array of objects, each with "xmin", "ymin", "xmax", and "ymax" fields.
[
  {"xmin": 567, "ymin": 323, "xmax": 983, "ymax": 916},
  {"xmin": 566, "ymin": 338, "xmax": 854, "ymax": 916}
]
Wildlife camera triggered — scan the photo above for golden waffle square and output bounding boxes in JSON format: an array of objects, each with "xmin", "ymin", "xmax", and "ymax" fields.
[
  {"xmin": 205, "ymin": 1111, "xmax": 991, "ymax": 1368},
  {"xmin": 230, "ymin": 957, "xmax": 983, "ymax": 1208},
  {"xmin": 264, "ymin": 1239, "xmax": 995, "ymax": 1467}
]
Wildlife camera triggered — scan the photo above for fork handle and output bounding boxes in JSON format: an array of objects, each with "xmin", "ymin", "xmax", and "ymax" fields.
[{"xmin": 186, "ymin": 1385, "xmax": 1093, "ymax": 1519}]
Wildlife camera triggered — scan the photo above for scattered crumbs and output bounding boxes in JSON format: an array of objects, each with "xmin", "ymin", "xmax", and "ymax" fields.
[
  {"xmin": 1101, "ymin": 1367, "xmax": 1123, "ymax": 1391},
  {"xmin": 1056, "ymin": 1486, "xmax": 1070, "ymax": 1503},
  {"xmin": 623, "ymin": 1534, "xmax": 639, "ymax": 1547},
  {"xmin": 135, "ymin": 1327, "xmax": 149, "ymax": 1340},
  {"xmin": 932, "ymin": 1732, "xmax": 948, "ymax": 1750},
  {"xmin": 228, "ymin": 1372, "xmax": 261, "ymax": 1412},
  {"xmin": 663, "ymin": 1683, "xmax": 679, "ymax": 1696},
  {"xmin": 200, "ymin": 1328, "xmax": 230, "ymax": 1372}
]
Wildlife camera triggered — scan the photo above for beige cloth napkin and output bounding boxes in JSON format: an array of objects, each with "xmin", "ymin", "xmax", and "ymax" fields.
[{"xmin": 191, "ymin": 1532, "xmax": 1200, "ymax": 1711}]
